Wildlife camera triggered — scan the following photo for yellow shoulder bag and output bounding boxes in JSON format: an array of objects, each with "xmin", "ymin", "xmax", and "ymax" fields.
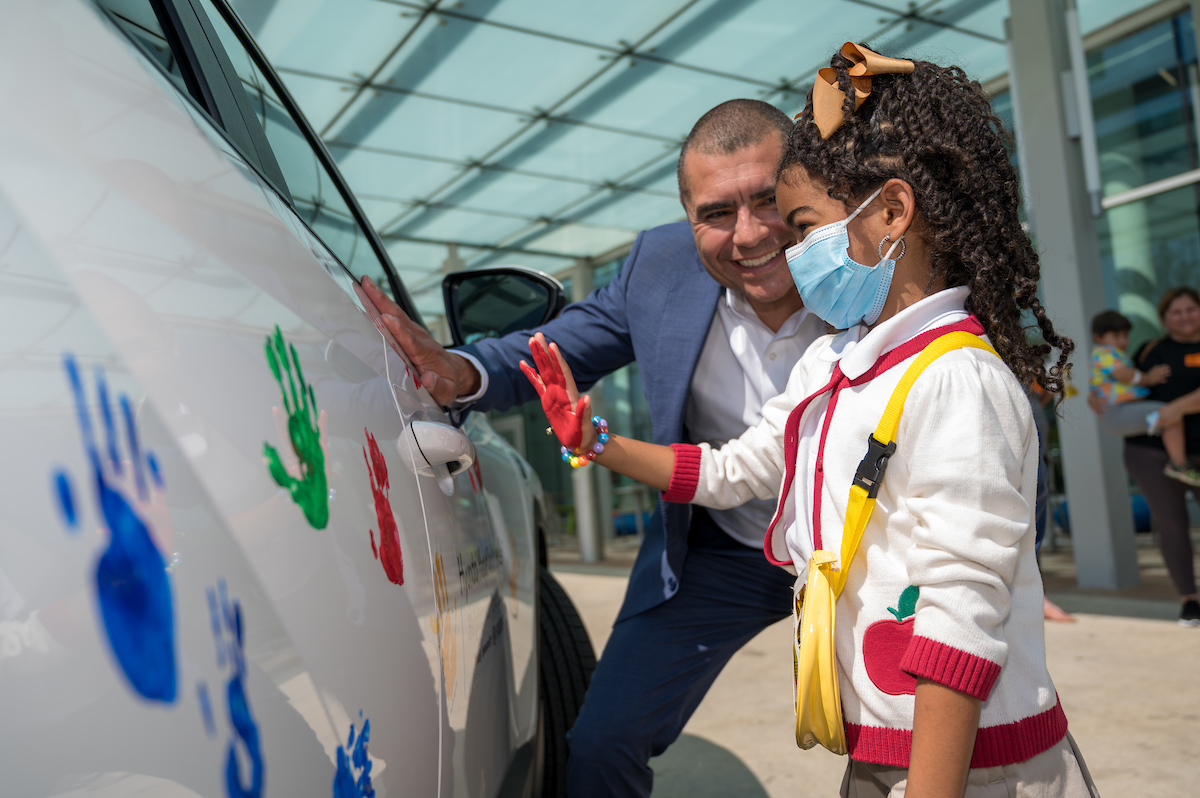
[{"xmin": 794, "ymin": 330, "xmax": 998, "ymax": 754}]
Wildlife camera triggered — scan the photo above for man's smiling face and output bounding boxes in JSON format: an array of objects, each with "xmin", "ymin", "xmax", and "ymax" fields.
[{"xmin": 681, "ymin": 137, "xmax": 797, "ymax": 310}]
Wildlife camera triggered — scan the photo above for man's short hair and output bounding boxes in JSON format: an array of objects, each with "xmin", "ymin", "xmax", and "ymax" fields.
[
  {"xmin": 1091, "ymin": 310, "xmax": 1132, "ymax": 338},
  {"xmin": 677, "ymin": 99, "xmax": 793, "ymax": 206}
]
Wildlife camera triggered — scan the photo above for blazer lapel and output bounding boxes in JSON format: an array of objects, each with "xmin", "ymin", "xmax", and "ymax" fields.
[{"xmin": 649, "ymin": 255, "xmax": 722, "ymax": 445}]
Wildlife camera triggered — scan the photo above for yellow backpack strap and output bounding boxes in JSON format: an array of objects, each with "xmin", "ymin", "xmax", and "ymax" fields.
[{"xmin": 831, "ymin": 331, "xmax": 999, "ymax": 598}]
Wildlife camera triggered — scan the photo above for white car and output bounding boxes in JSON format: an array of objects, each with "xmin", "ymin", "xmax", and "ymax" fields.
[{"xmin": 0, "ymin": 1, "xmax": 594, "ymax": 796}]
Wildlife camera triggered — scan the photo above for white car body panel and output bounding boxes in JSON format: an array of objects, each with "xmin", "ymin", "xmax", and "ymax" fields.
[{"xmin": 0, "ymin": 2, "xmax": 540, "ymax": 796}]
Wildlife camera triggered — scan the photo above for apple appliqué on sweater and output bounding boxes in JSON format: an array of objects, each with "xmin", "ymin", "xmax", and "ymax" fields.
[{"xmin": 863, "ymin": 585, "xmax": 919, "ymax": 696}]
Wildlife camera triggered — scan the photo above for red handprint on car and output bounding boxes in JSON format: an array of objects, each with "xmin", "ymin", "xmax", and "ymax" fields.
[{"xmin": 364, "ymin": 429, "xmax": 403, "ymax": 586}]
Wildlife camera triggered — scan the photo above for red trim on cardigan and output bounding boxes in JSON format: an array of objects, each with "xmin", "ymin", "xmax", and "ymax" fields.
[
  {"xmin": 900, "ymin": 635, "xmax": 1002, "ymax": 701},
  {"xmin": 810, "ymin": 377, "xmax": 848, "ymax": 550},
  {"xmin": 762, "ymin": 315, "xmax": 986, "ymax": 567},
  {"xmin": 845, "ymin": 697, "xmax": 1068, "ymax": 769},
  {"xmin": 762, "ymin": 368, "xmax": 841, "ymax": 565},
  {"xmin": 662, "ymin": 443, "xmax": 702, "ymax": 503},
  {"xmin": 847, "ymin": 316, "xmax": 985, "ymax": 390}
]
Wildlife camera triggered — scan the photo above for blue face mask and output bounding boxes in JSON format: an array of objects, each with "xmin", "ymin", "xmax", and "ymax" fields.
[{"xmin": 784, "ymin": 187, "xmax": 904, "ymax": 329}]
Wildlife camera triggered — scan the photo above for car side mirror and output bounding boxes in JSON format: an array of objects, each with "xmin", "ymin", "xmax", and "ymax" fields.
[{"xmin": 442, "ymin": 267, "xmax": 566, "ymax": 347}]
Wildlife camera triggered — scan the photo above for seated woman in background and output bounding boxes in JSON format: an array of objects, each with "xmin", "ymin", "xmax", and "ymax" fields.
[
  {"xmin": 525, "ymin": 43, "xmax": 1098, "ymax": 797},
  {"xmin": 1116, "ymin": 287, "xmax": 1200, "ymax": 627},
  {"xmin": 1089, "ymin": 309, "xmax": 1199, "ymax": 485}
]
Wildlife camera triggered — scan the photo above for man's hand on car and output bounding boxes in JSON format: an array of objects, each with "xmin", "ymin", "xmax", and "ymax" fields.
[{"xmin": 360, "ymin": 275, "xmax": 481, "ymax": 405}]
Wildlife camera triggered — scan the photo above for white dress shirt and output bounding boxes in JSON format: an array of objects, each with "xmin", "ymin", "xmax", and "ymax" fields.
[{"xmin": 684, "ymin": 290, "xmax": 825, "ymax": 548}]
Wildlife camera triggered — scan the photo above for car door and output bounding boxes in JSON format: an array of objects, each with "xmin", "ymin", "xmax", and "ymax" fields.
[
  {"xmin": 0, "ymin": 0, "xmax": 461, "ymax": 795},
  {"xmin": 188, "ymin": 1, "xmax": 543, "ymax": 793}
]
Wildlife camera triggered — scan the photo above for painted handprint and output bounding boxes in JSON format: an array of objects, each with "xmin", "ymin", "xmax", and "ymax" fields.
[
  {"xmin": 364, "ymin": 429, "xmax": 403, "ymax": 586},
  {"xmin": 53, "ymin": 354, "xmax": 176, "ymax": 704},
  {"xmin": 263, "ymin": 325, "xmax": 329, "ymax": 529},
  {"xmin": 431, "ymin": 551, "xmax": 457, "ymax": 702},
  {"xmin": 333, "ymin": 713, "xmax": 375, "ymax": 798},
  {"xmin": 519, "ymin": 334, "xmax": 589, "ymax": 450},
  {"xmin": 205, "ymin": 580, "xmax": 265, "ymax": 798}
]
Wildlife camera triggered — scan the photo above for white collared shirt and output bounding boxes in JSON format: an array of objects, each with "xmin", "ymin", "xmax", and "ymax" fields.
[
  {"xmin": 814, "ymin": 285, "xmax": 973, "ymax": 379},
  {"xmin": 685, "ymin": 290, "xmax": 826, "ymax": 547}
]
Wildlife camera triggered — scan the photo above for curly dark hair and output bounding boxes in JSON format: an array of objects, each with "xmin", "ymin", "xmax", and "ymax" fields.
[{"xmin": 780, "ymin": 48, "xmax": 1073, "ymax": 394}]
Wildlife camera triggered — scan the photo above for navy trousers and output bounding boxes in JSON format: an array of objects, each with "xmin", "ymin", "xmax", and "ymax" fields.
[{"xmin": 565, "ymin": 509, "xmax": 795, "ymax": 797}]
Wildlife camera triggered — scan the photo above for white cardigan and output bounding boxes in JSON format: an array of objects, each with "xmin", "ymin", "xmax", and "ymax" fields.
[{"xmin": 663, "ymin": 288, "xmax": 1065, "ymax": 768}]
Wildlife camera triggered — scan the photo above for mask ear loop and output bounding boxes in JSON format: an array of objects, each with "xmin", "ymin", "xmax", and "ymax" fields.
[
  {"xmin": 878, "ymin": 234, "xmax": 905, "ymax": 261},
  {"xmin": 847, "ymin": 186, "xmax": 886, "ymax": 224}
]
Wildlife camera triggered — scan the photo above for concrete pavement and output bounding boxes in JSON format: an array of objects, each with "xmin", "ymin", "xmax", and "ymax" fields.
[{"xmin": 552, "ymin": 534, "xmax": 1200, "ymax": 797}]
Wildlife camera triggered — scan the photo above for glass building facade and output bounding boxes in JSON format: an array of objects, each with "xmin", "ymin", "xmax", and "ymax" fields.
[
  {"xmin": 229, "ymin": 0, "xmax": 1200, "ymax": 549},
  {"xmin": 1093, "ymin": 9, "xmax": 1200, "ymax": 344}
]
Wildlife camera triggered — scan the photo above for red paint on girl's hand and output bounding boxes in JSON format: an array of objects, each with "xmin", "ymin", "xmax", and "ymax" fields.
[
  {"xmin": 520, "ymin": 335, "xmax": 588, "ymax": 451},
  {"xmin": 364, "ymin": 429, "xmax": 403, "ymax": 585}
]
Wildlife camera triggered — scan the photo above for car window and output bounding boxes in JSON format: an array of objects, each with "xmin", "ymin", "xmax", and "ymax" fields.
[
  {"xmin": 95, "ymin": 0, "xmax": 196, "ymax": 102},
  {"xmin": 192, "ymin": 0, "xmax": 390, "ymax": 291}
]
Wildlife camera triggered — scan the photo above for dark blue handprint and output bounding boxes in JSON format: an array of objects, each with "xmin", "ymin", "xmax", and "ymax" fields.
[
  {"xmin": 55, "ymin": 354, "xmax": 176, "ymax": 703},
  {"xmin": 206, "ymin": 580, "xmax": 265, "ymax": 798},
  {"xmin": 333, "ymin": 713, "xmax": 374, "ymax": 798}
]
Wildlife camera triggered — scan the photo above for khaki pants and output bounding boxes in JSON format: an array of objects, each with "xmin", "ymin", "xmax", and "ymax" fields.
[{"xmin": 840, "ymin": 732, "xmax": 1100, "ymax": 798}]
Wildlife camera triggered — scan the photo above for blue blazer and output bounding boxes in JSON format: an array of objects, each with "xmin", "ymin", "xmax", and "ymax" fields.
[{"xmin": 463, "ymin": 221, "xmax": 721, "ymax": 621}]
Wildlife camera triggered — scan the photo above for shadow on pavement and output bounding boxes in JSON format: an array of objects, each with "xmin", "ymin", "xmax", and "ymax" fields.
[
  {"xmin": 650, "ymin": 733, "xmax": 770, "ymax": 797},
  {"xmin": 1045, "ymin": 592, "xmax": 1180, "ymax": 621},
  {"xmin": 1039, "ymin": 535, "xmax": 1200, "ymax": 621}
]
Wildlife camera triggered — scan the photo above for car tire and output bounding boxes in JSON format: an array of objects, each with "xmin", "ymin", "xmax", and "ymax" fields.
[{"xmin": 534, "ymin": 566, "xmax": 596, "ymax": 798}]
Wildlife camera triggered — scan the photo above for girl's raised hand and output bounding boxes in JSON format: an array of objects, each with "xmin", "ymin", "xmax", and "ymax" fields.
[{"xmin": 519, "ymin": 333, "xmax": 591, "ymax": 451}]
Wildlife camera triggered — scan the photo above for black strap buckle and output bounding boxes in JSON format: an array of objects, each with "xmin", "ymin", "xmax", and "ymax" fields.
[{"xmin": 853, "ymin": 435, "xmax": 897, "ymax": 499}]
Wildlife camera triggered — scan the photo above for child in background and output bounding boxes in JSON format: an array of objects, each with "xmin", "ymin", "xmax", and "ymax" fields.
[{"xmin": 1089, "ymin": 310, "xmax": 1200, "ymax": 486}]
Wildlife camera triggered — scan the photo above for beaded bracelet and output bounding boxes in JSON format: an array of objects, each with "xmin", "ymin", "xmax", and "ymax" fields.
[{"xmin": 561, "ymin": 415, "xmax": 609, "ymax": 468}]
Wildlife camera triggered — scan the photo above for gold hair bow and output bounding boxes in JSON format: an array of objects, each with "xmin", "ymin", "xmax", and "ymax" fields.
[{"xmin": 806, "ymin": 42, "xmax": 915, "ymax": 139}]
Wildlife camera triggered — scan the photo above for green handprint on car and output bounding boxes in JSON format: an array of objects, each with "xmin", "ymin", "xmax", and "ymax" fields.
[{"xmin": 262, "ymin": 325, "xmax": 329, "ymax": 529}]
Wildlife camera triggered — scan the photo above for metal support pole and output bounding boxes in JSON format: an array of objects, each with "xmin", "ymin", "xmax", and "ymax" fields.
[
  {"xmin": 569, "ymin": 259, "xmax": 603, "ymax": 562},
  {"xmin": 589, "ymin": 391, "xmax": 616, "ymax": 544},
  {"xmin": 1008, "ymin": 0, "xmax": 1140, "ymax": 589},
  {"xmin": 1065, "ymin": 0, "xmax": 1104, "ymax": 217},
  {"xmin": 572, "ymin": 466, "xmax": 601, "ymax": 563},
  {"xmin": 1004, "ymin": 19, "xmax": 1037, "ymax": 234}
]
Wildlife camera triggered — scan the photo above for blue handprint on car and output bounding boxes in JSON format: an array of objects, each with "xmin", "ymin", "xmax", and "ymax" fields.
[
  {"xmin": 53, "ymin": 354, "xmax": 176, "ymax": 704},
  {"xmin": 206, "ymin": 580, "xmax": 265, "ymax": 798},
  {"xmin": 333, "ymin": 713, "xmax": 374, "ymax": 798}
]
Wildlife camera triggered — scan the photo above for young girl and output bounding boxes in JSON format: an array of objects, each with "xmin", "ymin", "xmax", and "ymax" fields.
[{"xmin": 523, "ymin": 43, "xmax": 1098, "ymax": 798}]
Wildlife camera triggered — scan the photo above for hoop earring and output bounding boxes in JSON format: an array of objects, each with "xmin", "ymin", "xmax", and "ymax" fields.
[{"xmin": 878, "ymin": 234, "xmax": 905, "ymax": 261}]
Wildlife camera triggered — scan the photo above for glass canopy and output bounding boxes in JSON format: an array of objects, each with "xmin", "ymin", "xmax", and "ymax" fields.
[{"xmin": 227, "ymin": 0, "xmax": 1159, "ymax": 316}]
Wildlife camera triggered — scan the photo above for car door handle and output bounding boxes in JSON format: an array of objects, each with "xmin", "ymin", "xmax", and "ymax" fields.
[{"xmin": 400, "ymin": 421, "xmax": 475, "ymax": 476}]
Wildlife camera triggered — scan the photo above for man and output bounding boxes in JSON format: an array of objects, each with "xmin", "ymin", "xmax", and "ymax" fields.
[{"xmin": 362, "ymin": 99, "xmax": 826, "ymax": 796}]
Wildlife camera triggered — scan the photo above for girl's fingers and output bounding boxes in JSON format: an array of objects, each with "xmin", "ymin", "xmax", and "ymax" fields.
[
  {"xmin": 529, "ymin": 335, "xmax": 557, "ymax": 386},
  {"xmin": 549, "ymin": 342, "xmax": 581, "ymax": 404},
  {"xmin": 539, "ymin": 335, "xmax": 567, "ymax": 391},
  {"xmin": 546, "ymin": 339, "xmax": 564, "ymax": 383},
  {"xmin": 526, "ymin": 336, "xmax": 542, "ymax": 369},
  {"xmin": 518, "ymin": 360, "xmax": 545, "ymax": 396}
]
